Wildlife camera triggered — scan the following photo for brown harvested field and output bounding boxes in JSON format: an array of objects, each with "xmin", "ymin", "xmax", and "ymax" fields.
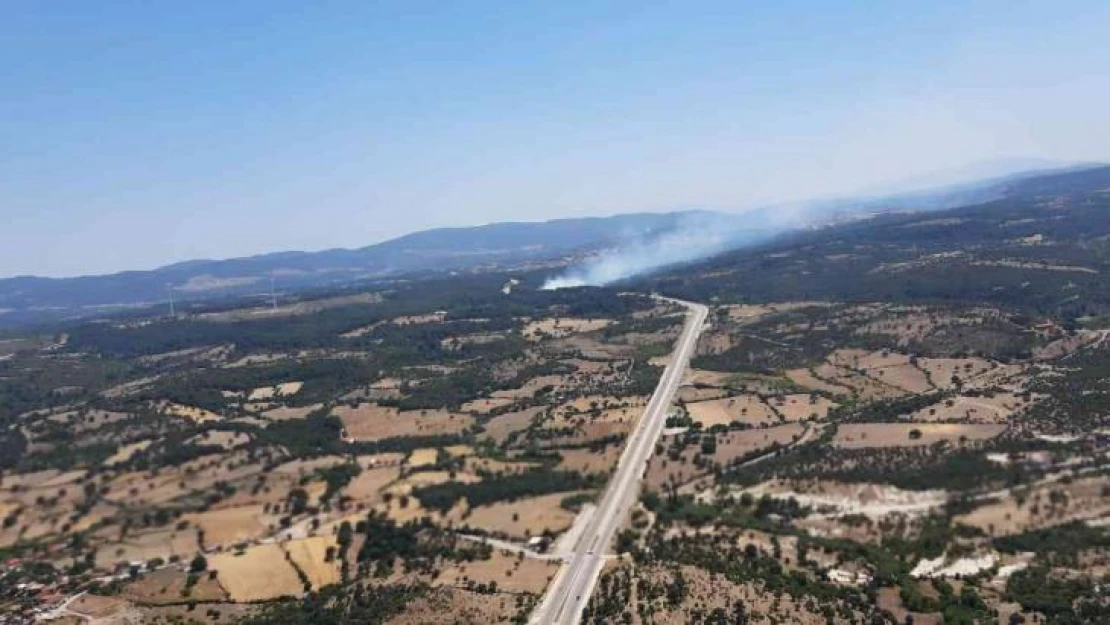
[
  {"xmin": 125, "ymin": 568, "xmax": 228, "ymax": 605},
  {"xmin": 855, "ymin": 310, "xmax": 947, "ymax": 345},
  {"xmin": 360, "ymin": 452, "xmax": 406, "ymax": 468},
  {"xmin": 490, "ymin": 374, "xmax": 569, "ymax": 400},
  {"xmin": 768, "ymin": 394, "xmax": 837, "ymax": 421},
  {"xmin": 683, "ymin": 369, "xmax": 741, "ymax": 388},
  {"xmin": 387, "ymin": 471, "xmax": 481, "ymax": 496},
  {"xmin": 140, "ymin": 602, "xmax": 255, "ymax": 624},
  {"xmin": 677, "ymin": 387, "xmax": 731, "ymax": 403},
  {"xmin": 686, "ymin": 395, "xmax": 779, "ymax": 427},
  {"xmin": 867, "ymin": 363, "xmax": 934, "ymax": 394},
  {"xmin": 335, "ymin": 403, "xmax": 474, "ymax": 441},
  {"xmin": 438, "ymin": 548, "xmax": 559, "ymax": 594},
  {"xmin": 284, "ymin": 535, "xmax": 341, "ymax": 589},
  {"xmin": 407, "ymin": 448, "xmax": 440, "ymax": 467},
  {"xmin": 342, "ymin": 466, "xmax": 401, "ymax": 502},
  {"xmin": 647, "ymin": 424, "xmax": 804, "ymax": 490},
  {"xmin": 182, "ymin": 504, "xmax": 276, "ymax": 547},
  {"xmin": 956, "ymin": 475, "xmax": 1110, "ymax": 536},
  {"xmin": 102, "ymin": 471, "xmax": 193, "ymax": 507},
  {"xmin": 50, "ymin": 409, "xmax": 131, "ymax": 432},
  {"xmin": 556, "ymin": 446, "xmax": 621, "ymax": 475},
  {"xmin": 1033, "ymin": 331, "xmax": 1100, "ymax": 361},
  {"xmin": 270, "ymin": 456, "xmax": 349, "ymax": 478},
  {"xmin": 104, "ymin": 439, "xmax": 154, "ymax": 466},
  {"xmin": 481, "ymin": 407, "xmax": 544, "ymax": 443},
  {"xmin": 188, "ymin": 430, "xmax": 251, "ymax": 450},
  {"xmin": 812, "ymin": 363, "xmax": 906, "ymax": 400},
  {"xmin": 786, "ymin": 368, "xmax": 853, "ymax": 395},
  {"xmin": 826, "ymin": 348, "xmax": 879, "ymax": 368},
  {"xmin": 159, "ymin": 402, "xmax": 222, "ymax": 423},
  {"xmin": 917, "ymin": 358, "xmax": 996, "ymax": 389},
  {"xmin": 833, "ymin": 423, "xmax": 1006, "ymax": 449},
  {"xmin": 564, "ymin": 394, "xmax": 647, "ymax": 414},
  {"xmin": 536, "ymin": 421, "xmax": 633, "ymax": 448},
  {"xmin": 464, "ymin": 491, "xmax": 581, "ymax": 538},
  {"xmin": 545, "ymin": 405, "xmax": 642, "ymax": 431},
  {"xmin": 464, "ymin": 456, "xmax": 535, "ymax": 476},
  {"xmin": 828, "ymin": 349, "xmax": 936, "ymax": 393},
  {"xmin": 909, "ymin": 393, "xmax": 1029, "ymax": 423},
  {"xmin": 553, "ymin": 334, "xmax": 634, "ymax": 359},
  {"xmin": 1, "ymin": 469, "xmax": 80, "ymax": 491},
  {"xmin": 461, "ymin": 397, "xmax": 515, "ymax": 413},
  {"xmin": 566, "ymin": 358, "xmax": 617, "ymax": 373},
  {"xmin": 96, "ymin": 526, "xmax": 200, "ymax": 567},
  {"xmin": 67, "ymin": 595, "xmax": 130, "ymax": 619},
  {"xmin": 247, "ymin": 381, "xmax": 304, "ymax": 401},
  {"xmin": 210, "ymin": 543, "xmax": 304, "ymax": 601},
  {"xmin": 375, "ymin": 494, "xmax": 458, "ymax": 525},
  {"xmin": 444, "ymin": 444, "xmax": 473, "ymax": 457},
  {"xmin": 723, "ymin": 302, "xmax": 828, "ymax": 322},
  {"xmin": 522, "ymin": 317, "xmax": 612, "ymax": 340},
  {"xmin": 717, "ymin": 424, "xmax": 805, "ymax": 461}
]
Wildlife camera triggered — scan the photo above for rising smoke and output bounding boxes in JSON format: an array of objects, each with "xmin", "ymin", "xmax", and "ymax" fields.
[{"xmin": 540, "ymin": 211, "xmax": 781, "ymax": 290}]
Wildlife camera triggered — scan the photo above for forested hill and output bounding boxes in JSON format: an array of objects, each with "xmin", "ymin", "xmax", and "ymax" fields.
[
  {"xmin": 0, "ymin": 211, "xmax": 717, "ymax": 325},
  {"xmin": 644, "ymin": 165, "xmax": 1110, "ymax": 318}
]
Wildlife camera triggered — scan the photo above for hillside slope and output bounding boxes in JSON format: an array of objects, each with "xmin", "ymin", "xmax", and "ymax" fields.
[{"xmin": 644, "ymin": 165, "xmax": 1110, "ymax": 317}]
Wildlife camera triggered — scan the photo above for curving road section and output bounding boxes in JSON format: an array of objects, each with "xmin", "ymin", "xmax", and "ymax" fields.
[{"xmin": 529, "ymin": 297, "xmax": 709, "ymax": 625}]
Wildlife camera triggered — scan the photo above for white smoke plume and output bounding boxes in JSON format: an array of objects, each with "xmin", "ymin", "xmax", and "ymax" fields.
[{"xmin": 541, "ymin": 212, "xmax": 765, "ymax": 290}]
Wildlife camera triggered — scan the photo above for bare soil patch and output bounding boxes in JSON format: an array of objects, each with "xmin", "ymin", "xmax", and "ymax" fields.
[
  {"xmin": 181, "ymin": 504, "xmax": 275, "ymax": 548},
  {"xmin": 833, "ymin": 423, "xmax": 1005, "ymax": 449},
  {"xmin": 342, "ymin": 466, "xmax": 402, "ymax": 503},
  {"xmin": 556, "ymin": 446, "xmax": 621, "ymax": 475},
  {"xmin": 284, "ymin": 535, "xmax": 341, "ymax": 589},
  {"xmin": 157, "ymin": 402, "xmax": 222, "ymax": 423},
  {"xmin": 464, "ymin": 491, "xmax": 581, "ymax": 539},
  {"xmin": 335, "ymin": 403, "xmax": 474, "ymax": 441},
  {"xmin": 522, "ymin": 317, "xmax": 612, "ymax": 341},
  {"xmin": 125, "ymin": 567, "xmax": 228, "ymax": 605},
  {"xmin": 261, "ymin": 404, "xmax": 321, "ymax": 421},
  {"xmin": 480, "ymin": 407, "xmax": 543, "ymax": 443},
  {"xmin": 957, "ymin": 475, "xmax": 1110, "ymax": 536},
  {"xmin": 686, "ymin": 395, "xmax": 779, "ymax": 427},
  {"xmin": 438, "ymin": 548, "xmax": 558, "ymax": 594},
  {"xmin": 210, "ymin": 543, "xmax": 304, "ymax": 601},
  {"xmin": 647, "ymin": 424, "xmax": 804, "ymax": 490},
  {"xmin": 768, "ymin": 394, "xmax": 837, "ymax": 421},
  {"xmin": 909, "ymin": 393, "xmax": 1029, "ymax": 423},
  {"xmin": 247, "ymin": 381, "xmax": 303, "ymax": 401}
]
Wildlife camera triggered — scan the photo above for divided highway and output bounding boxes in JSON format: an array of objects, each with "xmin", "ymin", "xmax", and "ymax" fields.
[{"xmin": 529, "ymin": 297, "xmax": 709, "ymax": 624}]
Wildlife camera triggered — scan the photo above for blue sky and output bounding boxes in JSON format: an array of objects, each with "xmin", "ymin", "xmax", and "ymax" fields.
[{"xmin": 2, "ymin": 1, "xmax": 1108, "ymax": 277}]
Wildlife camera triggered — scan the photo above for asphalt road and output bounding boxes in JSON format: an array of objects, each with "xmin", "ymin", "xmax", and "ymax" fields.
[{"xmin": 529, "ymin": 297, "xmax": 708, "ymax": 624}]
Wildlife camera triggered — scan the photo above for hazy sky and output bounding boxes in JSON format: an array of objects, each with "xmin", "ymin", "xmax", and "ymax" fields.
[{"xmin": 3, "ymin": 1, "xmax": 1109, "ymax": 278}]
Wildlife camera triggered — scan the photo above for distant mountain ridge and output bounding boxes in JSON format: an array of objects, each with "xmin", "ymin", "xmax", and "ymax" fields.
[
  {"xmin": 0, "ymin": 211, "xmax": 719, "ymax": 323},
  {"xmin": 2, "ymin": 163, "xmax": 1107, "ymax": 327}
]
